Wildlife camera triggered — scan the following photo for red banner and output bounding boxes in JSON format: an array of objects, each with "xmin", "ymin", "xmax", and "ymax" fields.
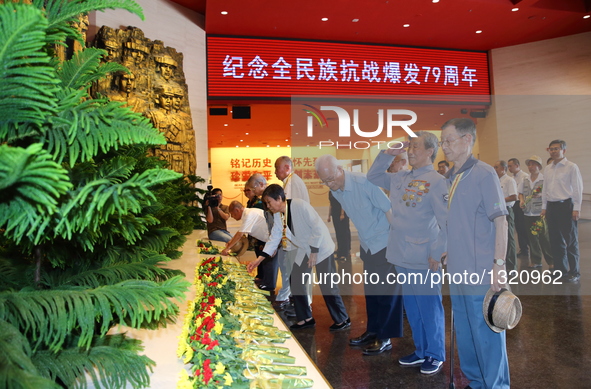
[{"xmin": 207, "ymin": 36, "xmax": 490, "ymax": 102}]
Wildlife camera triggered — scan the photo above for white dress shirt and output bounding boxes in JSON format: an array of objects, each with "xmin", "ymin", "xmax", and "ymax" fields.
[{"xmin": 542, "ymin": 157, "xmax": 583, "ymax": 212}]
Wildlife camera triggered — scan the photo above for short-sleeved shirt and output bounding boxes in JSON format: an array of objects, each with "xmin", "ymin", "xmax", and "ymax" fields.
[
  {"xmin": 511, "ymin": 170, "xmax": 529, "ymax": 194},
  {"xmin": 239, "ymin": 208, "xmax": 269, "ymax": 242},
  {"xmin": 368, "ymin": 151, "xmax": 448, "ymax": 269},
  {"xmin": 446, "ymin": 155, "xmax": 508, "ymax": 284},
  {"xmin": 206, "ymin": 203, "xmax": 229, "ymax": 235},
  {"xmin": 330, "ymin": 170, "xmax": 391, "ymax": 255},
  {"xmin": 499, "ymin": 174, "xmax": 518, "ymax": 208}
]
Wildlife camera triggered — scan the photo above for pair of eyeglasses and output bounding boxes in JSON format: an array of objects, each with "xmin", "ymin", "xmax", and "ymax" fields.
[
  {"xmin": 439, "ymin": 134, "xmax": 466, "ymax": 147},
  {"xmin": 547, "ymin": 147, "xmax": 561, "ymax": 152}
]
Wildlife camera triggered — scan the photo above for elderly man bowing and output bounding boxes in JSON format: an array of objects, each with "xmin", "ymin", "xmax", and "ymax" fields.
[
  {"xmin": 367, "ymin": 131, "xmax": 448, "ymax": 375},
  {"xmin": 316, "ymin": 155, "xmax": 404, "ymax": 356}
]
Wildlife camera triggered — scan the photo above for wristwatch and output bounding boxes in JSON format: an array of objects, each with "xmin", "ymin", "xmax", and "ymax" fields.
[{"xmin": 493, "ymin": 258, "xmax": 506, "ymax": 266}]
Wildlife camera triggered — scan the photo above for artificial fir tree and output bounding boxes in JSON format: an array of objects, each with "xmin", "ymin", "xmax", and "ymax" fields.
[{"xmin": 0, "ymin": 1, "xmax": 194, "ymax": 387}]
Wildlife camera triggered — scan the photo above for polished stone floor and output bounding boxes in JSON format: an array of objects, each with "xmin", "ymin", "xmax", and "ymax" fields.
[{"xmin": 258, "ymin": 216, "xmax": 591, "ymax": 389}]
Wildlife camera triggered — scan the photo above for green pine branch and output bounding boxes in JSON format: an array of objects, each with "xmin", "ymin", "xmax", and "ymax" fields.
[
  {"xmin": 0, "ymin": 3, "xmax": 59, "ymax": 142},
  {"xmin": 33, "ymin": 334, "xmax": 154, "ymax": 389},
  {"xmin": 0, "ymin": 144, "xmax": 72, "ymax": 244},
  {"xmin": 0, "ymin": 276, "xmax": 190, "ymax": 353}
]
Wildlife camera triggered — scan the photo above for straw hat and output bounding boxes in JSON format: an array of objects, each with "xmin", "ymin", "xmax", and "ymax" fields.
[
  {"xmin": 525, "ymin": 155, "xmax": 543, "ymax": 168},
  {"xmin": 482, "ymin": 287, "xmax": 523, "ymax": 333}
]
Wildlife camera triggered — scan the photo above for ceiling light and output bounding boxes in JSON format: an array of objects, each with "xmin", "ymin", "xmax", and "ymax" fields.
[
  {"xmin": 321, "ymin": 17, "xmax": 328, "ymax": 21},
  {"xmin": 266, "ymin": 145, "xmax": 270, "ymax": 147},
  {"xmin": 245, "ymin": 132, "xmax": 249, "ymax": 135},
  {"xmin": 584, "ymin": 15, "xmax": 590, "ymax": 19},
  {"xmin": 277, "ymin": 145, "xmax": 280, "ymax": 147},
  {"xmin": 285, "ymin": 139, "xmax": 289, "ymax": 141},
  {"xmin": 440, "ymin": 113, "xmax": 444, "ymax": 115},
  {"xmin": 403, "ymin": 24, "xmax": 410, "ymax": 27},
  {"xmin": 512, "ymin": 8, "xmax": 519, "ymax": 11},
  {"xmin": 223, "ymin": 124, "xmax": 228, "ymax": 126},
  {"xmin": 476, "ymin": 30, "xmax": 482, "ymax": 34},
  {"xmin": 352, "ymin": 18, "xmax": 359, "ymax": 22},
  {"xmin": 287, "ymin": 145, "xmax": 291, "ymax": 148},
  {"xmin": 432, "ymin": 0, "xmax": 439, "ymax": 3},
  {"xmin": 240, "ymin": 139, "xmax": 243, "ymax": 142},
  {"xmin": 221, "ymin": 11, "xmax": 228, "ymax": 15},
  {"xmin": 235, "ymin": 145, "xmax": 239, "ymax": 147},
  {"xmin": 246, "ymin": 145, "xmax": 249, "ymax": 147}
]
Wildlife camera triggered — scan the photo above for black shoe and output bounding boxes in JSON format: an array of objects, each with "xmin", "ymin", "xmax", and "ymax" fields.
[
  {"xmin": 329, "ymin": 317, "xmax": 351, "ymax": 331},
  {"xmin": 290, "ymin": 318, "xmax": 315, "ymax": 330},
  {"xmin": 362, "ymin": 339, "xmax": 392, "ymax": 355},
  {"xmin": 272, "ymin": 299, "xmax": 291, "ymax": 310},
  {"xmin": 258, "ymin": 284, "xmax": 275, "ymax": 291},
  {"xmin": 349, "ymin": 331, "xmax": 377, "ymax": 347}
]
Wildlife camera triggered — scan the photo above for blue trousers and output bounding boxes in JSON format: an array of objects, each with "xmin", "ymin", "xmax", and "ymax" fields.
[
  {"xmin": 395, "ymin": 266, "xmax": 445, "ymax": 361},
  {"xmin": 208, "ymin": 229, "xmax": 232, "ymax": 243},
  {"xmin": 450, "ymin": 284, "xmax": 510, "ymax": 389}
]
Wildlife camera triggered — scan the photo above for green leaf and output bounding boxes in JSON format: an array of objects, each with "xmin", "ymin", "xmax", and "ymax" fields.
[{"xmin": 0, "ymin": 2, "xmax": 60, "ymax": 141}]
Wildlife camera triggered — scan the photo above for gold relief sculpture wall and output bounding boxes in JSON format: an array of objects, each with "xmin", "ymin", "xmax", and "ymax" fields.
[{"xmin": 91, "ymin": 26, "xmax": 196, "ymax": 176}]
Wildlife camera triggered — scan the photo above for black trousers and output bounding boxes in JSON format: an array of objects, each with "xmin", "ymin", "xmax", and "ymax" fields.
[
  {"xmin": 291, "ymin": 255, "xmax": 348, "ymax": 324},
  {"xmin": 546, "ymin": 199, "xmax": 580, "ymax": 276},
  {"xmin": 255, "ymin": 240, "xmax": 279, "ymax": 289},
  {"xmin": 360, "ymin": 247, "xmax": 404, "ymax": 339},
  {"xmin": 513, "ymin": 200, "xmax": 530, "ymax": 254},
  {"xmin": 332, "ymin": 214, "xmax": 351, "ymax": 258}
]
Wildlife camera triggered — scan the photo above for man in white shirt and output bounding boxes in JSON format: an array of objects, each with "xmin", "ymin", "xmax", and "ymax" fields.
[
  {"xmin": 274, "ymin": 156, "xmax": 310, "ymax": 202},
  {"xmin": 541, "ymin": 140, "xmax": 583, "ymax": 283},
  {"xmin": 494, "ymin": 160, "xmax": 518, "ymax": 272},
  {"xmin": 508, "ymin": 158, "xmax": 531, "ymax": 258},
  {"xmin": 221, "ymin": 201, "xmax": 269, "ymax": 259}
]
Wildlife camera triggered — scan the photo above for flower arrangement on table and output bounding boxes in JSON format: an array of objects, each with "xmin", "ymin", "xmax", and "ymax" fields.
[
  {"xmin": 196, "ymin": 240, "xmax": 235, "ymax": 256},
  {"xmin": 178, "ymin": 257, "xmax": 314, "ymax": 388}
]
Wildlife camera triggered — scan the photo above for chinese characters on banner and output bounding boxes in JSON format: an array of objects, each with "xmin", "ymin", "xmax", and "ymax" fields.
[
  {"xmin": 227, "ymin": 156, "xmax": 320, "ymax": 184},
  {"xmin": 208, "ymin": 36, "xmax": 490, "ymax": 100},
  {"xmin": 211, "ymin": 148, "xmax": 327, "ymax": 204},
  {"xmin": 223, "ymin": 55, "xmax": 478, "ymax": 87}
]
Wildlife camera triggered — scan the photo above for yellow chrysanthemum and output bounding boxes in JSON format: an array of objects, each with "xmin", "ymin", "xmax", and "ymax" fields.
[
  {"xmin": 214, "ymin": 361, "xmax": 226, "ymax": 375},
  {"xmin": 215, "ymin": 297, "xmax": 223, "ymax": 307},
  {"xmin": 214, "ymin": 320, "xmax": 224, "ymax": 335},
  {"xmin": 176, "ymin": 369, "xmax": 193, "ymax": 389},
  {"xmin": 223, "ymin": 372, "xmax": 233, "ymax": 386},
  {"xmin": 182, "ymin": 345, "xmax": 194, "ymax": 364}
]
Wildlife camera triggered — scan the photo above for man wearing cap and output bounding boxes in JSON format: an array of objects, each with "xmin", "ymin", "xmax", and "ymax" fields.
[
  {"xmin": 155, "ymin": 54, "xmax": 178, "ymax": 83},
  {"xmin": 541, "ymin": 139, "xmax": 583, "ymax": 283},
  {"xmin": 493, "ymin": 160, "xmax": 518, "ymax": 272},
  {"xmin": 316, "ymin": 154, "xmax": 403, "ymax": 356},
  {"xmin": 519, "ymin": 156, "xmax": 553, "ymax": 269},
  {"xmin": 440, "ymin": 118, "xmax": 509, "ymax": 389},
  {"xmin": 367, "ymin": 132, "xmax": 447, "ymax": 374},
  {"xmin": 508, "ymin": 158, "xmax": 531, "ymax": 259}
]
